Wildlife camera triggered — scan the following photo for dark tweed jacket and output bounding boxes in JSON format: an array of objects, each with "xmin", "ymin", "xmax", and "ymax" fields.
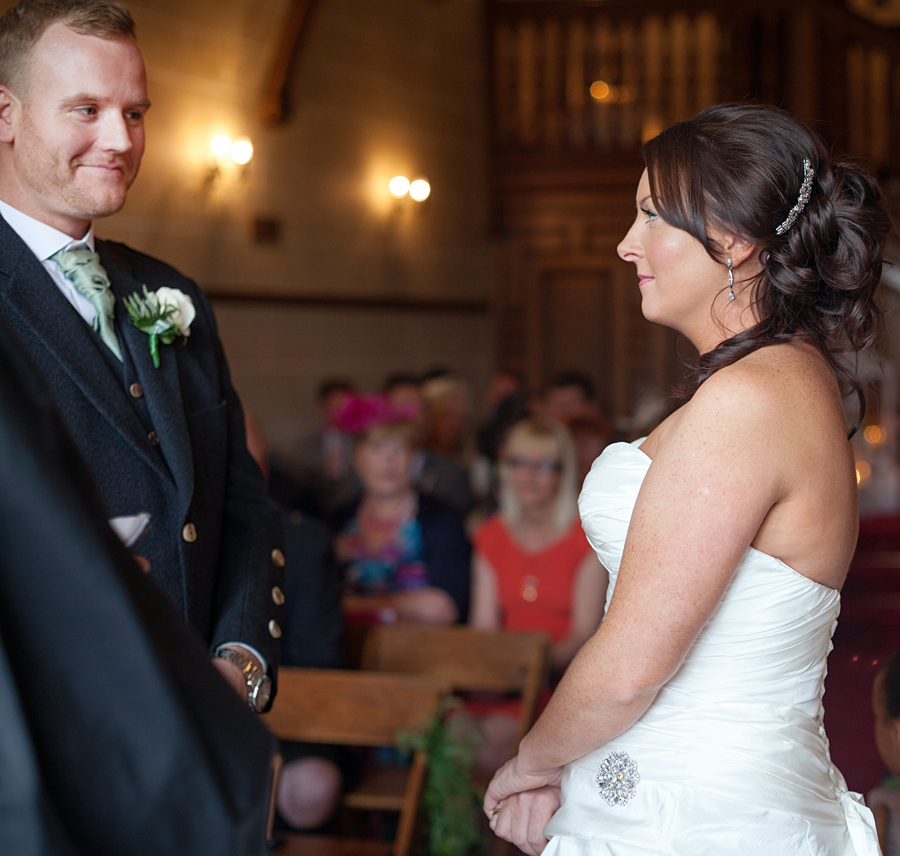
[{"xmin": 0, "ymin": 216, "xmax": 285, "ymax": 689}]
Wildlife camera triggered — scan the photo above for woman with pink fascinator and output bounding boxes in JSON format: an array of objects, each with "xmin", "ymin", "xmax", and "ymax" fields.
[{"xmin": 331, "ymin": 393, "xmax": 471, "ymax": 626}]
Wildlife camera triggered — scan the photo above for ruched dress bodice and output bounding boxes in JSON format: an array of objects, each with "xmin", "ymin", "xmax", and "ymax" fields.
[{"xmin": 541, "ymin": 440, "xmax": 879, "ymax": 856}]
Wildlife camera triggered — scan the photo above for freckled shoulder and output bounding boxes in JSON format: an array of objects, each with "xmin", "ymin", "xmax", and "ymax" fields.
[
  {"xmin": 695, "ymin": 343, "xmax": 836, "ymax": 419},
  {"xmin": 652, "ymin": 344, "xmax": 839, "ymax": 460}
]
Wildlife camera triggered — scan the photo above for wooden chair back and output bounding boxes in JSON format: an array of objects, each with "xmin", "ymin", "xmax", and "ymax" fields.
[
  {"xmin": 262, "ymin": 668, "xmax": 450, "ymax": 856},
  {"xmin": 361, "ymin": 625, "xmax": 551, "ymax": 743}
]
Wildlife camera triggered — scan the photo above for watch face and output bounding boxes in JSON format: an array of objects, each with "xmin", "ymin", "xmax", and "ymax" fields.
[{"xmin": 252, "ymin": 676, "xmax": 272, "ymax": 712}]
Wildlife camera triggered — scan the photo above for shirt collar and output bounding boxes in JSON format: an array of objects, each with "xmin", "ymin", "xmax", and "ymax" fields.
[{"xmin": 0, "ymin": 199, "xmax": 95, "ymax": 261}]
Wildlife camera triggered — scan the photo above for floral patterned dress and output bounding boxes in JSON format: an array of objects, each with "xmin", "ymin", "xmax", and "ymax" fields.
[{"xmin": 336, "ymin": 501, "xmax": 429, "ymax": 595}]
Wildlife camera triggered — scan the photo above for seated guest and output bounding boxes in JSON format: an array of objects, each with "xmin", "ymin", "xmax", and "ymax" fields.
[
  {"xmin": 538, "ymin": 370, "xmax": 601, "ymax": 425},
  {"xmin": 386, "ymin": 371, "xmax": 485, "ymax": 520},
  {"xmin": 477, "ymin": 368, "xmax": 530, "ymax": 464},
  {"xmin": 474, "ymin": 369, "xmax": 530, "ymax": 518},
  {"xmin": 245, "ymin": 412, "xmax": 344, "ymax": 830},
  {"xmin": 276, "ymin": 510, "xmax": 344, "ymax": 829},
  {"xmin": 333, "ymin": 393, "xmax": 470, "ymax": 625},
  {"xmin": 469, "ymin": 417, "xmax": 607, "ymax": 769},
  {"xmin": 568, "ymin": 413, "xmax": 613, "ymax": 485},
  {"xmin": 870, "ymin": 652, "xmax": 900, "ymax": 855},
  {"xmin": 294, "ymin": 379, "xmax": 361, "ymax": 516},
  {"xmin": 383, "ymin": 372, "xmax": 428, "ymax": 488},
  {"xmin": 383, "ymin": 372, "xmax": 425, "ymax": 417},
  {"xmin": 418, "ymin": 374, "xmax": 478, "ymax": 517}
]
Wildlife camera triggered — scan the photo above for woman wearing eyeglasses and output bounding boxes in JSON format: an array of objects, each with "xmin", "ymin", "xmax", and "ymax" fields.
[{"xmin": 469, "ymin": 417, "xmax": 608, "ymax": 770}]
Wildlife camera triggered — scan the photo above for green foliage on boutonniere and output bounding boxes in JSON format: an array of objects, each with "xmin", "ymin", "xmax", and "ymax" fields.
[{"xmin": 123, "ymin": 286, "xmax": 195, "ymax": 368}]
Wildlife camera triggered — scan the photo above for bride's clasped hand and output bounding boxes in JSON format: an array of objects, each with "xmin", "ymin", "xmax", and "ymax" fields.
[{"xmin": 485, "ymin": 754, "xmax": 563, "ymax": 816}]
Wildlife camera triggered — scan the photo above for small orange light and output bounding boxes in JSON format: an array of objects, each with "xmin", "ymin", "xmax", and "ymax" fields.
[
  {"xmin": 590, "ymin": 80, "xmax": 611, "ymax": 100},
  {"xmin": 864, "ymin": 424, "xmax": 886, "ymax": 445}
]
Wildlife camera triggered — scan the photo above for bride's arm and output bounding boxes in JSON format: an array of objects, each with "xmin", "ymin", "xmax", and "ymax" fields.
[{"xmin": 486, "ymin": 367, "xmax": 787, "ymax": 808}]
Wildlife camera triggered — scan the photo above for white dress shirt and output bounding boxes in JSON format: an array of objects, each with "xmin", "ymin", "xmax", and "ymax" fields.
[{"xmin": 0, "ymin": 200, "xmax": 99, "ymax": 325}]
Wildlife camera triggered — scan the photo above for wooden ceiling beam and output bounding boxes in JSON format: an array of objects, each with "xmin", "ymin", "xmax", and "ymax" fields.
[{"xmin": 259, "ymin": 0, "xmax": 319, "ymax": 126}]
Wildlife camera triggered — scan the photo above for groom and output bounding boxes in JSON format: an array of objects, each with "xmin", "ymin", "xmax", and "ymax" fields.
[{"xmin": 0, "ymin": 0, "xmax": 284, "ymax": 709}]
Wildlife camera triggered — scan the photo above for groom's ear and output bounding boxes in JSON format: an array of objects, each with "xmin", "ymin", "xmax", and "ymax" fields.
[{"xmin": 0, "ymin": 87, "xmax": 20, "ymax": 144}]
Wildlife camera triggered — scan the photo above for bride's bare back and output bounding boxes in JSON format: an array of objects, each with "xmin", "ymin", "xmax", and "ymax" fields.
[{"xmin": 640, "ymin": 340, "xmax": 857, "ymax": 591}]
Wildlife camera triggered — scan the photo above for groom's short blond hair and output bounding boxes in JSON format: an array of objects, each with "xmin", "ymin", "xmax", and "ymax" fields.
[{"xmin": 0, "ymin": 0, "xmax": 135, "ymax": 96}]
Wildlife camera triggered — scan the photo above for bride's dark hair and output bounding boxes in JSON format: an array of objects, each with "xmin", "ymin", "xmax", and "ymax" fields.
[{"xmin": 643, "ymin": 102, "xmax": 891, "ymax": 436}]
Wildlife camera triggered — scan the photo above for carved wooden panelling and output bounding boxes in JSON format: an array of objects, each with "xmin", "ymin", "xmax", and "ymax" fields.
[{"xmin": 488, "ymin": 0, "xmax": 900, "ymax": 424}]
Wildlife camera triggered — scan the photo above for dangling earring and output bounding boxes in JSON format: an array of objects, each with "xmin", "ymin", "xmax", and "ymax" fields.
[{"xmin": 726, "ymin": 258, "xmax": 734, "ymax": 301}]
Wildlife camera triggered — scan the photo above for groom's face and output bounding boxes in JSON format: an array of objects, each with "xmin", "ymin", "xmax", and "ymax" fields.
[{"xmin": 3, "ymin": 22, "xmax": 149, "ymax": 236}]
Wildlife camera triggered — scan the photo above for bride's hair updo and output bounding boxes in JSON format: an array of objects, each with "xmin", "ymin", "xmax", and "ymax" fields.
[{"xmin": 643, "ymin": 102, "xmax": 891, "ymax": 434}]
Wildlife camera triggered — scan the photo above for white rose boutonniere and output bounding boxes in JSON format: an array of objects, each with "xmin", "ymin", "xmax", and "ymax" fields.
[{"xmin": 123, "ymin": 286, "xmax": 196, "ymax": 368}]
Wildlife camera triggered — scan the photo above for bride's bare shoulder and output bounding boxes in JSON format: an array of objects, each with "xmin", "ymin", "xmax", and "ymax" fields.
[
  {"xmin": 647, "ymin": 343, "xmax": 841, "ymax": 458},
  {"xmin": 699, "ymin": 343, "xmax": 838, "ymax": 413}
]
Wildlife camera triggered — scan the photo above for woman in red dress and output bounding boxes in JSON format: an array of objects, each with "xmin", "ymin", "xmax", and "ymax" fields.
[{"xmin": 470, "ymin": 417, "xmax": 608, "ymax": 769}]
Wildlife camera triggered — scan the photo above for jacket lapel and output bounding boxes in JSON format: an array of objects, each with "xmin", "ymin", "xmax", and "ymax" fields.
[
  {"xmin": 101, "ymin": 240, "xmax": 194, "ymax": 505},
  {"xmin": 0, "ymin": 218, "xmax": 170, "ymax": 482}
]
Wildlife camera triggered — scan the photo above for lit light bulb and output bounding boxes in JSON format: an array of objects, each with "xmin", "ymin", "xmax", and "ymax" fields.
[
  {"xmin": 230, "ymin": 138, "xmax": 254, "ymax": 166},
  {"xmin": 210, "ymin": 135, "xmax": 232, "ymax": 159},
  {"xmin": 409, "ymin": 178, "xmax": 430, "ymax": 201},
  {"xmin": 389, "ymin": 176, "xmax": 410, "ymax": 198}
]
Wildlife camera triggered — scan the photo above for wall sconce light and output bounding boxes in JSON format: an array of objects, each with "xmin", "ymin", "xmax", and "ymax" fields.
[
  {"xmin": 389, "ymin": 175, "xmax": 430, "ymax": 202},
  {"xmin": 389, "ymin": 175, "xmax": 410, "ymax": 197},
  {"xmin": 230, "ymin": 138, "xmax": 254, "ymax": 166},
  {"xmin": 206, "ymin": 134, "xmax": 254, "ymax": 189},
  {"xmin": 409, "ymin": 178, "xmax": 431, "ymax": 201}
]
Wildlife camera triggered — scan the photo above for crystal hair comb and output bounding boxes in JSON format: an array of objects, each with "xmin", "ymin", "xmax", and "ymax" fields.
[{"xmin": 775, "ymin": 158, "xmax": 815, "ymax": 235}]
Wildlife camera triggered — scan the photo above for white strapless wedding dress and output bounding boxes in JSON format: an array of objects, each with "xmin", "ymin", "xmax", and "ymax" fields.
[{"xmin": 542, "ymin": 439, "xmax": 880, "ymax": 855}]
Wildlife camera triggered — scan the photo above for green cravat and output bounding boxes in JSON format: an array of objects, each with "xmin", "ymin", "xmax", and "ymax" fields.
[{"xmin": 52, "ymin": 247, "xmax": 123, "ymax": 362}]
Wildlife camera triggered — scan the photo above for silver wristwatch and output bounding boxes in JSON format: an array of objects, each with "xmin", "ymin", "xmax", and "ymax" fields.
[{"xmin": 213, "ymin": 646, "xmax": 272, "ymax": 712}]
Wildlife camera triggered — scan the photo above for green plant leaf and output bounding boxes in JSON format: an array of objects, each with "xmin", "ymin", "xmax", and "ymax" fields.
[
  {"xmin": 122, "ymin": 286, "xmax": 188, "ymax": 369},
  {"xmin": 397, "ymin": 698, "xmax": 487, "ymax": 856}
]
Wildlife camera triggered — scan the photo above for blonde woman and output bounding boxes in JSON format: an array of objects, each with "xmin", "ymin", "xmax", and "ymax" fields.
[{"xmin": 469, "ymin": 418, "xmax": 607, "ymax": 770}]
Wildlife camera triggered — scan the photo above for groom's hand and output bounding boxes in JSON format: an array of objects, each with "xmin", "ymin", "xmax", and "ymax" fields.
[{"xmin": 488, "ymin": 786, "xmax": 561, "ymax": 855}]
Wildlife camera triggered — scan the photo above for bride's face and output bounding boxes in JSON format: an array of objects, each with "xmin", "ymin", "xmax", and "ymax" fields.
[{"xmin": 617, "ymin": 170, "xmax": 725, "ymax": 342}]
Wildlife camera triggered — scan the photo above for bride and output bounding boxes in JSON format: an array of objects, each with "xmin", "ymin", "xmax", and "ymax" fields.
[{"xmin": 484, "ymin": 103, "xmax": 891, "ymax": 855}]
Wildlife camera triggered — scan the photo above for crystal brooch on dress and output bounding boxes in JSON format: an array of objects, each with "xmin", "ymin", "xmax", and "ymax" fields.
[{"xmin": 596, "ymin": 751, "xmax": 640, "ymax": 806}]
